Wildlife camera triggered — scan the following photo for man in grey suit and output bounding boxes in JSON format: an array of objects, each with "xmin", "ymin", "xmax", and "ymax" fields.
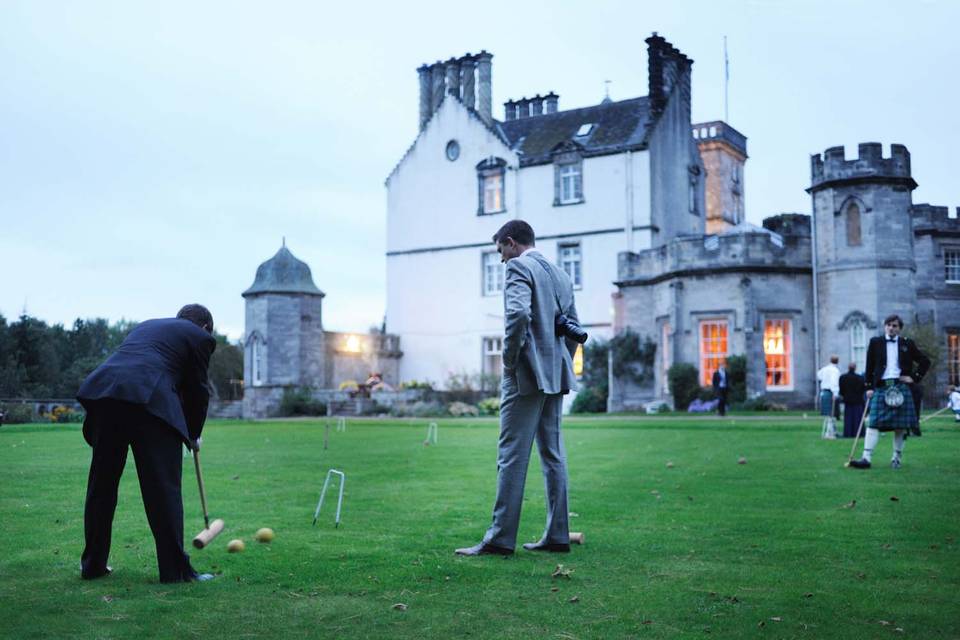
[{"xmin": 456, "ymin": 220, "xmax": 582, "ymax": 556}]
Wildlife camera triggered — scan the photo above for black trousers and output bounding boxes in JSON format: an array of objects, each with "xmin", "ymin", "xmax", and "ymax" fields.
[
  {"xmin": 715, "ymin": 388, "xmax": 728, "ymax": 416},
  {"xmin": 81, "ymin": 400, "xmax": 196, "ymax": 582}
]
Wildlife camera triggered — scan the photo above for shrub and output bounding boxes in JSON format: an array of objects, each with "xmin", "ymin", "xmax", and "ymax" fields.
[
  {"xmin": 360, "ymin": 401, "xmax": 389, "ymax": 416},
  {"xmin": 726, "ymin": 355, "xmax": 747, "ymax": 404},
  {"xmin": 0, "ymin": 403, "xmax": 35, "ymax": 424},
  {"xmin": 667, "ymin": 363, "xmax": 700, "ymax": 410},
  {"xmin": 571, "ymin": 387, "xmax": 607, "ymax": 413},
  {"xmin": 610, "ymin": 328, "xmax": 657, "ymax": 384},
  {"xmin": 477, "ymin": 397, "xmax": 500, "ymax": 416},
  {"xmin": 448, "ymin": 401, "xmax": 479, "ymax": 417},
  {"xmin": 399, "ymin": 380, "xmax": 434, "ymax": 391},
  {"xmin": 50, "ymin": 405, "xmax": 84, "ymax": 423},
  {"xmin": 277, "ymin": 387, "xmax": 327, "ymax": 417},
  {"xmin": 338, "ymin": 380, "xmax": 359, "ymax": 392}
]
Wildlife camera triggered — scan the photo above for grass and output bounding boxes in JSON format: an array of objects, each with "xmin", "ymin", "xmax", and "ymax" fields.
[{"xmin": 1, "ymin": 414, "xmax": 958, "ymax": 639}]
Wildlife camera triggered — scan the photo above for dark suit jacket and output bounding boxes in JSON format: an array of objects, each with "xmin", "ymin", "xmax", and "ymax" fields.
[
  {"xmin": 863, "ymin": 335, "xmax": 930, "ymax": 391},
  {"xmin": 838, "ymin": 372, "xmax": 865, "ymax": 405},
  {"xmin": 712, "ymin": 369, "xmax": 728, "ymax": 392},
  {"xmin": 77, "ymin": 318, "xmax": 216, "ymax": 445}
]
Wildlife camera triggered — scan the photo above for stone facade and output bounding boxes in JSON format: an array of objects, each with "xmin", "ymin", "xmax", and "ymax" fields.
[
  {"xmin": 242, "ymin": 244, "xmax": 402, "ymax": 418},
  {"xmin": 612, "ymin": 142, "xmax": 959, "ymax": 410},
  {"xmin": 693, "ymin": 121, "xmax": 747, "ymax": 234}
]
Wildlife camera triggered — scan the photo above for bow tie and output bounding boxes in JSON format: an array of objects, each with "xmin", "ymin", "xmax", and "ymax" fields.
[{"xmin": 886, "ymin": 338, "xmax": 898, "ymax": 343}]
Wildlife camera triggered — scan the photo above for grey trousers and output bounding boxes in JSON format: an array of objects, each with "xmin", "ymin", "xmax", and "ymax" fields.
[{"xmin": 482, "ymin": 386, "xmax": 569, "ymax": 550}]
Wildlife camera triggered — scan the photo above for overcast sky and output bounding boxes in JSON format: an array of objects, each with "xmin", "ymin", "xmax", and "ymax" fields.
[{"xmin": 1, "ymin": 0, "xmax": 956, "ymax": 340}]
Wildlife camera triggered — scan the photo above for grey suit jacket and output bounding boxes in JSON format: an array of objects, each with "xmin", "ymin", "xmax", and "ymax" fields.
[{"xmin": 502, "ymin": 250, "xmax": 580, "ymax": 396}]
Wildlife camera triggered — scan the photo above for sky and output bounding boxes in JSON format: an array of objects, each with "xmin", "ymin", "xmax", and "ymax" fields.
[{"xmin": 1, "ymin": 0, "xmax": 957, "ymax": 341}]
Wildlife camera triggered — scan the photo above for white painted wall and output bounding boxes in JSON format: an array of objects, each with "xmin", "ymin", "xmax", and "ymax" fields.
[{"xmin": 386, "ymin": 99, "xmax": 652, "ymax": 387}]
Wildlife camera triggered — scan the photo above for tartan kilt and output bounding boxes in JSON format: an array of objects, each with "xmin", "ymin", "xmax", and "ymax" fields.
[
  {"xmin": 868, "ymin": 383, "xmax": 917, "ymax": 432},
  {"xmin": 819, "ymin": 390, "xmax": 834, "ymax": 416}
]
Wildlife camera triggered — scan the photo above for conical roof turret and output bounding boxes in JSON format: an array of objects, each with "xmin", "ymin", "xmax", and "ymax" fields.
[{"xmin": 242, "ymin": 243, "xmax": 325, "ymax": 297}]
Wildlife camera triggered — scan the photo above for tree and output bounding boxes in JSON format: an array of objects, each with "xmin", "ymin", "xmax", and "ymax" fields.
[
  {"xmin": 208, "ymin": 334, "xmax": 244, "ymax": 400},
  {"xmin": 571, "ymin": 339, "xmax": 610, "ymax": 413}
]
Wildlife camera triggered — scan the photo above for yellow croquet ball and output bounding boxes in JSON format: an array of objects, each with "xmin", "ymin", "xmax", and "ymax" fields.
[
  {"xmin": 255, "ymin": 527, "xmax": 275, "ymax": 543},
  {"xmin": 227, "ymin": 539, "xmax": 245, "ymax": 553}
]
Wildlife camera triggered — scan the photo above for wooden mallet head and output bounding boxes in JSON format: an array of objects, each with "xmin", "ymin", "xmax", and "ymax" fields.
[{"xmin": 192, "ymin": 518, "xmax": 225, "ymax": 549}]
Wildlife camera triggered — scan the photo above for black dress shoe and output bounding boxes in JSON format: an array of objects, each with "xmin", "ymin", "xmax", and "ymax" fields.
[
  {"xmin": 454, "ymin": 542, "xmax": 513, "ymax": 556},
  {"xmin": 81, "ymin": 565, "xmax": 112, "ymax": 580},
  {"xmin": 522, "ymin": 541, "xmax": 571, "ymax": 553},
  {"xmin": 848, "ymin": 458, "xmax": 872, "ymax": 469}
]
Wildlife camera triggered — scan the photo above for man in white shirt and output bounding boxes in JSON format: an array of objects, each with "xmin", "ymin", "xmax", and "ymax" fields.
[{"xmin": 817, "ymin": 355, "xmax": 841, "ymax": 422}]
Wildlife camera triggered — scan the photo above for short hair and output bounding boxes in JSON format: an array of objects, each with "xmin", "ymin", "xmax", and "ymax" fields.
[
  {"xmin": 848, "ymin": 362, "xmax": 857, "ymax": 371},
  {"xmin": 492, "ymin": 220, "xmax": 535, "ymax": 246},
  {"xmin": 177, "ymin": 304, "xmax": 214, "ymax": 333},
  {"xmin": 883, "ymin": 314, "xmax": 904, "ymax": 328},
  {"xmin": 830, "ymin": 355, "xmax": 839, "ymax": 364}
]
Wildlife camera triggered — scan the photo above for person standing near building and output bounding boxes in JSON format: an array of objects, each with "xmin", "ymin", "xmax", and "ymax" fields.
[
  {"xmin": 712, "ymin": 364, "xmax": 729, "ymax": 417},
  {"xmin": 455, "ymin": 220, "xmax": 581, "ymax": 556},
  {"xmin": 817, "ymin": 355, "xmax": 841, "ymax": 433},
  {"xmin": 849, "ymin": 314, "xmax": 930, "ymax": 469},
  {"xmin": 947, "ymin": 385, "xmax": 960, "ymax": 423},
  {"xmin": 839, "ymin": 362, "xmax": 866, "ymax": 438}
]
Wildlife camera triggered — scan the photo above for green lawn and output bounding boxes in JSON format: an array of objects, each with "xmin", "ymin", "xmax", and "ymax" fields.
[{"xmin": 1, "ymin": 414, "xmax": 958, "ymax": 639}]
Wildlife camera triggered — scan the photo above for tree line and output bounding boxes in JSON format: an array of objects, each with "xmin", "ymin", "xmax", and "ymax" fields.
[{"xmin": 0, "ymin": 314, "xmax": 244, "ymax": 401}]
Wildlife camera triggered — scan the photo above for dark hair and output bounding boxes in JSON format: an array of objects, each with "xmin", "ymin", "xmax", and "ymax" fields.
[
  {"xmin": 883, "ymin": 314, "xmax": 903, "ymax": 328},
  {"xmin": 829, "ymin": 355, "xmax": 839, "ymax": 364},
  {"xmin": 848, "ymin": 362, "xmax": 857, "ymax": 371},
  {"xmin": 177, "ymin": 304, "xmax": 214, "ymax": 333},
  {"xmin": 492, "ymin": 220, "xmax": 535, "ymax": 246}
]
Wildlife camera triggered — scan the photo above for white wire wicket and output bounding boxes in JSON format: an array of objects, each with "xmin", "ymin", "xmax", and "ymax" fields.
[
  {"xmin": 425, "ymin": 422, "xmax": 438, "ymax": 445},
  {"xmin": 336, "ymin": 417, "xmax": 346, "ymax": 432},
  {"xmin": 313, "ymin": 469, "xmax": 346, "ymax": 527}
]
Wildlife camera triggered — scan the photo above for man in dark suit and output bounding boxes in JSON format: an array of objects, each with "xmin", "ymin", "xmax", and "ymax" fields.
[
  {"xmin": 712, "ymin": 364, "xmax": 729, "ymax": 417},
  {"xmin": 849, "ymin": 314, "xmax": 930, "ymax": 469},
  {"xmin": 77, "ymin": 304, "xmax": 217, "ymax": 582},
  {"xmin": 838, "ymin": 362, "xmax": 866, "ymax": 438}
]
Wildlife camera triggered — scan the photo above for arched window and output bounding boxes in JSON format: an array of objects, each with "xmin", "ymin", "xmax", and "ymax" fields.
[
  {"xmin": 850, "ymin": 320, "xmax": 866, "ymax": 373},
  {"xmin": 250, "ymin": 335, "xmax": 265, "ymax": 386},
  {"xmin": 846, "ymin": 202, "xmax": 862, "ymax": 246}
]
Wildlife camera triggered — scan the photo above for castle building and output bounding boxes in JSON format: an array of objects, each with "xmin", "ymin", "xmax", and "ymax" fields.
[
  {"xmin": 241, "ymin": 243, "xmax": 401, "ymax": 418},
  {"xmin": 385, "ymin": 35, "xmax": 709, "ymax": 391},
  {"xmin": 610, "ymin": 144, "xmax": 960, "ymax": 410}
]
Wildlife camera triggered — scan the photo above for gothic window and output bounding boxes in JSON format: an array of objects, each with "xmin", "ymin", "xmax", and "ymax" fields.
[
  {"xmin": 763, "ymin": 318, "xmax": 793, "ymax": 389},
  {"xmin": 688, "ymin": 167, "xmax": 700, "ymax": 216},
  {"xmin": 477, "ymin": 157, "xmax": 506, "ymax": 215},
  {"xmin": 482, "ymin": 251, "xmax": 504, "ymax": 296},
  {"xmin": 945, "ymin": 249, "xmax": 960, "ymax": 283},
  {"xmin": 850, "ymin": 320, "xmax": 867, "ymax": 373},
  {"xmin": 699, "ymin": 319, "xmax": 728, "ymax": 386},
  {"xmin": 250, "ymin": 335, "xmax": 265, "ymax": 386},
  {"xmin": 846, "ymin": 202, "xmax": 862, "ymax": 246},
  {"xmin": 947, "ymin": 331, "xmax": 960, "ymax": 385},
  {"xmin": 558, "ymin": 243, "xmax": 582, "ymax": 289}
]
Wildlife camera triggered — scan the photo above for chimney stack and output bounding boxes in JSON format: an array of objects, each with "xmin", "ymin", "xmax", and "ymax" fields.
[
  {"xmin": 417, "ymin": 65, "xmax": 431, "ymax": 130},
  {"xmin": 445, "ymin": 57, "xmax": 460, "ymax": 97},
  {"xmin": 545, "ymin": 92, "xmax": 559, "ymax": 113},
  {"xmin": 503, "ymin": 99, "xmax": 517, "ymax": 121},
  {"xmin": 530, "ymin": 94, "xmax": 544, "ymax": 116},
  {"xmin": 430, "ymin": 62, "xmax": 445, "ymax": 113},
  {"xmin": 476, "ymin": 50, "xmax": 493, "ymax": 124},
  {"xmin": 461, "ymin": 55, "xmax": 476, "ymax": 109}
]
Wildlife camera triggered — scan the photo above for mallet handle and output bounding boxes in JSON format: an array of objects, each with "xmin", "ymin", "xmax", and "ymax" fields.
[
  {"xmin": 193, "ymin": 450, "xmax": 210, "ymax": 529},
  {"xmin": 847, "ymin": 403, "xmax": 870, "ymax": 462}
]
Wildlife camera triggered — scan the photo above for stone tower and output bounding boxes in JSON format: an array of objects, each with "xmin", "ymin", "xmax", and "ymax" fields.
[
  {"xmin": 809, "ymin": 143, "xmax": 918, "ymax": 370},
  {"xmin": 693, "ymin": 120, "xmax": 747, "ymax": 234},
  {"xmin": 242, "ymin": 243, "xmax": 326, "ymax": 417}
]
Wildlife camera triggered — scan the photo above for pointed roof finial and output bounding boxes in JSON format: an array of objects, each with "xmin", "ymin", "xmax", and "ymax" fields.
[
  {"xmin": 282, "ymin": 236, "xmax": 286, "ymax": 248},
  {"xmin": 602, "ymin": 80, "xmax": 612, "ymax": 104}
]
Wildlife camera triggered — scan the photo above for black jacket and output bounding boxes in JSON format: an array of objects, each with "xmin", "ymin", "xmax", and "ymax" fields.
[
  {"xmin": 77, "ymin": 318, "xmax": 216, "ymax": 445},
  {"xmin": 711, "ymin": 369, "xmax": 729, "ymax": 391},
  {"xmin": 863, "ymin": 335, "xmax": 930, "ymax": 391},
  {"xmin": 838, "ymin": 372, "xmax": 866, "ymax": 405}
]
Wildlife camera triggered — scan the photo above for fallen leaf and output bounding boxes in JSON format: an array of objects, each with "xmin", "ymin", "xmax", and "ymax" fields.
[
  {"xmin": 568, "ymin": 512, "xmax": 579, "ymax": 518},
  {"xmin": 879, "ymin": 620, "xmax": 892, "ymax": 626},
  {"xmin": 232, "ymin": 475, "xmax": 240, "ymax": 480},
  {"xmin": 842, "ymin": 500, "xmax": 857, "ymax": 509},
  {"xmin": 894, "ymin": 628, "xmax": 904, "ymax": 633},
  {"xmin": 650, "ymin": 490, "xmax": 660, "ymax": 495},
  {"xmin": 392, "ymin": 603, "xmax": 408, "ymax": 611},
  {"xmin": 688, "ymin": 496, "xmax": 694, "ymax": 501},
  {"xmin": 856, "ymin": 572, "xmax": 866, "ymax": 580},
  {"xmin": 890, "ymin": 496, "xmax": 899, "ymax": 501},
  {"xmin": 770, "ymin": 616, "xmax": 782, "ymax": 622},
  {"xmin": 568, "ymin": 595, "xmax": 579, "ymax": 603},
  {"xmin": 102, "ymin": 595, "xmax": 113, "ymax": 603},
  {"xmin": 803, "ymin": 593, "xmax": 813, "ymax": 598},
  {"xmin": 666, "ymin": 461, "xmax": 675, "ymax": 468},
  {"xmin": 550, "ymin": 587, "xmax": 559, "ymax": 592},
  {"xmin": 930, "ymin": 544, "xmax": 940, "ymax": 550},
  {"xmin": 642, "ymin": 620, "xmax": 653, "ymax": 625},
  {"xmin": 737, "ymin": 457, "xmax": 747, "ymax": 464},
  {"xmin": 551, "ymin": 564, "xmax": 573, "ymax": 579},
  {"xmin": 757, "ymin": 621, "xmax": 766, "ymax": 628}
]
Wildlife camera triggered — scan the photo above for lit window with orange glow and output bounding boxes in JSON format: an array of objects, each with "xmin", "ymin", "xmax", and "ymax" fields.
[
  {"xmin": 764, "ymin": 319, "xmax": 792, "ymax": 389},
  {"xmin": 573, "ymin": 344, "xmax": 584, "ymax": 377},
  {"xmin": 699, "ymin": 320, "xmax": 728, "ymax": 386},
  {"xmin": 344, "ymin": 335, "xmax": 362, "ymax": 353}
]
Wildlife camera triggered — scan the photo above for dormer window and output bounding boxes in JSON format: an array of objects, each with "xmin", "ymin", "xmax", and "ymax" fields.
[
  {"xmin": 477, "ymin": 157, "xmax": 507, "ymax": 215},
  {"xmin": 575, "ymin": 123, "xmax": 594, "ymax": 137}
]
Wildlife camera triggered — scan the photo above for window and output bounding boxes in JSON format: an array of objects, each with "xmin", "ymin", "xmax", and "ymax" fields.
[
  {"xmin": 850, "ymin": 319, "xmax": 867, "ymax": 374},
  {"xmin": 948, "ymin": 332, "xmax": 960, "ymax": 386},
  {"xmin": 661, "ymin": 322, "xmax": 671, "ymax": 383},
  {"xmin": 559, "ymin": 164, "xmax": 583, "ymax": 204},
  {"xmin": 573, "ymin": 344, "xmax": 584, "ymax": 378},
  {"xmin": 476, "ymin": 157, "xmax": 507, "ymax": 215},
  {"xmin": 945, "ymin": 249, "xmax": 960, "ymax": 283},
  {"xmin": 482, "ymin": 336, "xmax": 503, "ymax": 390},
  {"xmin": 764, "ymin": 319, "xmax": 793, "ymax": 389},
  {"xmin": 482, "ymin": 251, "xmax": 504, "ymax": 296},
  {"xmin": 250, "ymin": 335, "xmax": 265, "ymax": 386},
  {"xmin": 445, "ymin": 140, "xmax": 460, "ymax": 161},
  {"xmin": 575, "ymin": 123, "xmax": 594, "ymax": 137},
  {"xmin": 688, "ymin": 171, "xmax": 699, "ymax": 215},
  {"xmin": 846, "ymin": 203, "xmax": 862, "ymax": 246},
  {"xmin": 558, "ymin": 243, "xmax": 582, "ymax": 289},
  {"xmin": 699, "ymin": 320, "xmax": 728, "ymax": 386}
]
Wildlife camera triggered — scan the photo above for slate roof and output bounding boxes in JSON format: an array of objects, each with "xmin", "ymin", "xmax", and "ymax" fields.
[
  {"xmin": 242, "ymin": 245, "xmax": 325, "ymax": 297},
  {"xmin": 498, "ymin": 97, "xmax": 651, "ymax": 167}
]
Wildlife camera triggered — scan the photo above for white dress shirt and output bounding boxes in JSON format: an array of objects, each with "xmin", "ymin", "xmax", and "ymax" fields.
[
  {"xmin": 882, "ymin": 336, "xmax": 902, "ymax": 380},
  {"xmin": 817, "ymin": 364, "xmax": 840, "ymax": 394}
]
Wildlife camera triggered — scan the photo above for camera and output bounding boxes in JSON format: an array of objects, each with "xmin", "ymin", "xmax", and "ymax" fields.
[{"xmin": 556, "ymin": 313, "xmax": 588, "ymax": 344}]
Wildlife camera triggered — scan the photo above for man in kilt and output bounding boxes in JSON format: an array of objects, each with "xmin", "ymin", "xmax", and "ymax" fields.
[{"xmin": 849, "ymin": 314, "xmax": 930, "ymax": 469}]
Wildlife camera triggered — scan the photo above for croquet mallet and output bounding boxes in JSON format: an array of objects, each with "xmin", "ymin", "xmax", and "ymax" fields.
[
  {"xmin": 920, "ymin": 405, "xmax": 950, "ymax": 424},
  {"xmin": 191, "ymin": 450, "xmax": 224, "ymax": 549},
  {"xmin": 843, "ymin": 403, "xmax": 870, "ymax": 467}
]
